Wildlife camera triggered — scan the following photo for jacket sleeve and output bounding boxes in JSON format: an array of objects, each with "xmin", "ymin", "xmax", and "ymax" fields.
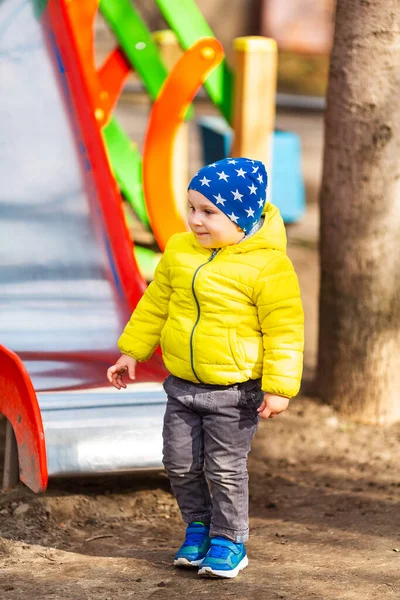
[
  {"xmin": 118, "ymin": 251, "xmax": 172, "ymax": 362},
  {"xmin": 253, "ymin": 253, "xmax": 304, "ymax": 397}
]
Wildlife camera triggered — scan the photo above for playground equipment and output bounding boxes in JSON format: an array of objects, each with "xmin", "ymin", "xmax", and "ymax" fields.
[
  {"xmin": 100, "ymin": 0, "xmax": 305, "ymax": 237},
  {"xmin": 143, "ymin": 38, "xmax": 224, "ymax": 251},
  {"xmin": 0, "ymin": 0, "xmax": 304, "ymax": 493},
  {"xmin": 0, "ymin": 0, "xmax": 168, "ymax": 491},
  {"xmin": 69, "ymin": 0, "xmax": 304, "ymax": 250},
  {"xmin": 231, "ymin": 37, "xmax": 278, "ymax": 171},
  {"xmin": 198, "ymin": 120, "xmax": 305, "ymax": 223},
  {"xmin": 0, "ymin": 0, "xmax": 207, "ymax": 492},
  {"xmin": 197, "ymin": 34, "xmax": 304, "ymax": 222}
]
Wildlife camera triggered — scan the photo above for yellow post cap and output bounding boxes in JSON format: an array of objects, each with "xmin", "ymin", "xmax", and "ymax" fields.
[
  {"xmin": 152, "ymin": 29, "xmax": 178, "ymax": 45},
  {"xmin": 234, "ymin": 36, "xmax": 277, "ymax": 52}
]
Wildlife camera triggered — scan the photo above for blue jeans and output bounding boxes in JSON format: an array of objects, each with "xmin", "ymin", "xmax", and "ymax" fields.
[{"xmin": 162, "ymin": 375, "xmax": 263, "ymax": 543}]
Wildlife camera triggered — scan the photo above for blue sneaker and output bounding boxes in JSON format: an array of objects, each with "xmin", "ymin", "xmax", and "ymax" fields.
[
  {"xmin": 198, "ymin": 537, "xmax": 248, "ymax": 578},
  {"xmin": 174, "ymin": 523, "xmax": 211, "ymax": 567}
]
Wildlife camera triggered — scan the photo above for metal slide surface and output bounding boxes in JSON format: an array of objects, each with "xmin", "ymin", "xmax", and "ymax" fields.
[{"xmin": 0, "ymin": 0, "xmax": 166, "ymax": 476}]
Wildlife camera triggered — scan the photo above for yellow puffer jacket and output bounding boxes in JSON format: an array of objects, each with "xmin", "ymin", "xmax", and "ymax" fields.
[{"xmin": 119, "ymin": 203, "xmax": 304, "ymax": 397}]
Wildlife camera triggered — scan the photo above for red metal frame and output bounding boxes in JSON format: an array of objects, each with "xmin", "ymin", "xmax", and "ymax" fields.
[
  {"xmin": 47, "ymin": 0, "xmax": 147, "ymax": 310},
  {"xmin": 0, "ymin": 0, "xmax": 166, "ymax": 493},
  {"xmin": 0, "ymin": 346, "xmax": 48, "ymax": 492},
  {"xmin": 59, "ymin": 0, "xmax": 131, "ymax": 127},
  {"xmin": 98, "ymin": 49, "xmax": 131, "ymax": 119}
]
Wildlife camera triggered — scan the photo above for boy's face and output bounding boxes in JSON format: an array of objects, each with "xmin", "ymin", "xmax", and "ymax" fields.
[{"xmin": 187, "ymin": 189, "xmax": 244, "ymax": 248}]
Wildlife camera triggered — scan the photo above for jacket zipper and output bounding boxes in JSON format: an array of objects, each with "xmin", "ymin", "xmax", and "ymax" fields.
[{"xmin": 190, "ymin": 249, "xmax": 219, "ymax": 382}]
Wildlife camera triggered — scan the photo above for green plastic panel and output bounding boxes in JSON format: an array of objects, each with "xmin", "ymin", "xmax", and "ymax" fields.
[
  {"xmin": 134, "ymin": 246, "xmax": 161, "ymax": 281},
  {"xmin": 100, "ymin": 0, "xmax": 168, "ymax": 102},
  {"xmin": 155, "ymin": 0, "xmax": 233, "ymax": 123},
  {"xmin": 103, "ymin": 117, "xmax": 149, "ymax": 227},
  {"xmin": 100, "ymin": 0, "xmax": 194, "ymax": 119}
]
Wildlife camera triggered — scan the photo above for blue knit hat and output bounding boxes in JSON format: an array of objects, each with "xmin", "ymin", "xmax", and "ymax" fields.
[{"xmin": 188, "ymin": 157, "xmax": 268, "ymax": 234}]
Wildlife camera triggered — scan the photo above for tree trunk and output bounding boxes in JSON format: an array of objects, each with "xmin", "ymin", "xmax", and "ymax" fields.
[{"xmin": 318, "ymin": 0, "xmax": 400, "ymax": 424}]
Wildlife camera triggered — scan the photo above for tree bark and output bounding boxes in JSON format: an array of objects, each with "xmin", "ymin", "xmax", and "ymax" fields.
[{"xmin": 318, "ymin": 0, "xmax": 400, "ymax": 424}]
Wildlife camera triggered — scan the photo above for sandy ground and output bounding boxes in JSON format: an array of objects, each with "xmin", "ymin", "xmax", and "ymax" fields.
[{"xmin": 1, "ymin": 104, "xmax": 399, "ymax": 598}]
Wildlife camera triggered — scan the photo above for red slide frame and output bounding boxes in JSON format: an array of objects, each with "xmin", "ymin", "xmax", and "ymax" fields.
[{"xmin": 0, "ymin": 0, "xmax": 158, "ymax": 492}]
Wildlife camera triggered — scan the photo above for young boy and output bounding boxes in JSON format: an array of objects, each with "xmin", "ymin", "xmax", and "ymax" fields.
[{"xmin": 107, "ymin": 157, "xmax": 304, "ymax": 579}]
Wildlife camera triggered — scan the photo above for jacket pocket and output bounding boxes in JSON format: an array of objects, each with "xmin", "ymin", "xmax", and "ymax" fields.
[{"xmin": 228, "ymin": 328, "xmax": 246, "ymax": 370}]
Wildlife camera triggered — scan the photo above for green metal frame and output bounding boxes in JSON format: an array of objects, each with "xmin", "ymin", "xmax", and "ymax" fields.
[
  {"xmin": 133, "ymin": 246, "xmax": 161, "ymax": 281},
  {"xmin": 155, "ymin": 0, "xmax": 233, "ymax": 123},
  {"xmin": 100, "ymin": 0, "xmax": 194, "ymax": 119},
  {"xmin": 100, "ymin": 0, "xmax": 169, "ymax": 101},
  {"xmin": 102, "ymin": 118, "xmax": 149, "ymax": 228},
  {"xmin": 99, "ymin": 0, "xmax": 199, "ymax": 232},
  {"xmin": 98, "ymin": 0, "xmax": 169, "ymax": 229}
]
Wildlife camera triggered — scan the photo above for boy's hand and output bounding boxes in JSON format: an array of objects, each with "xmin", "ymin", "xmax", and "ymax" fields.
[
  {"xmin": 107, "ymin": 355, "xmax": 137, "ymax": 389},
  {"xmin": 258, "ymin": 393, "xmax": 289, "ymax": 419}
]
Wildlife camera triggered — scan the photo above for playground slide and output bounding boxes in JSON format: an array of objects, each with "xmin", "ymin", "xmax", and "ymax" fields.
[{"xmin": 0, "ymin": 0, "xmax": 167, "ymax": 492}]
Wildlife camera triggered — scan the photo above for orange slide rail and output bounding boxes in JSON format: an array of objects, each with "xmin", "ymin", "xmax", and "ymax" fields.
[{"xmin": 142, "ymin": 37, "xmax": 224, "ymax": 251}]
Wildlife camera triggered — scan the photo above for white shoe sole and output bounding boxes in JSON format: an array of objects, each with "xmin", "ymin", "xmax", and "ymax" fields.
[
  {"xmin": 174, "ymin": 557, "xmax": 204, "ymax": 567},
  {"xmin": 198, "ymin": 555, "xmax": 248, "ymax": 578}
]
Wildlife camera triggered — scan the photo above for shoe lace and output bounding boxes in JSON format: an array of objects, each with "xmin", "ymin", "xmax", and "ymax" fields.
[
  {"xmin": 207, "ymin": 544, "xmax": 231, "ymax": 559},
  {"xmin": 184, "ymin": 532, "xmax": 206, "ymax": 547}
]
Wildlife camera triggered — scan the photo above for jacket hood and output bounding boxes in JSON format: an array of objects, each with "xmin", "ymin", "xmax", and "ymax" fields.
[{"xmin": 231, "ymin": 203, "xmax": 287, "ymax": 254}]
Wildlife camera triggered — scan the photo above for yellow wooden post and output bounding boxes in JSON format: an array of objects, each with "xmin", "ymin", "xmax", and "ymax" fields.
[
  {"xmin": 153, "ymin": 29, "xmax": 183, "ymax": 70},
  {"xmin": 231, "ymin": 37, "xmax": 278, "ymax": 189},
  {"xmin": 153, "ymin": 30, "xmax": 188, "ymax": 220}
]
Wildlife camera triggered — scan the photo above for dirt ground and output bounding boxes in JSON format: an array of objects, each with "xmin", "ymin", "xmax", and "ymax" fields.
[
  {"xmin": 1, "ymin": 106, "xmax": 399, "ymax": 598},
  {"xmin": 1, "ymin": 398, "xmax": 400, "ymax": 599}
]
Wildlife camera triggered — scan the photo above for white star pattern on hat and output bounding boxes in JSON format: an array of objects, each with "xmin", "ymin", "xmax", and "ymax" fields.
[
  {"xmin": 207, "ymin": 163, "xmax": 217, "ymax": 168},
  {"xmin": 227, "ymin": 159, "xmax": 237, "ymax": 164},
  {"xmin": 231, "ymin": 189, "xmax": 243, "ymax": 202},
  {"xmin": 236, "ymin": 168, "xmax": 246, "ymax": 178},
  {"xmin": 246, "ymin": 159, "xmax": 255, "ymax": 163},
  {"xmin": 252, "ymin": 166, "xmax": 259, "ymax": 173},
  {"xmin": 257, "ymin": 174, "xmax": 263, "ymax": 183},
  {"xmin": 228, "ymin": 212, "xmax": 239, "ymax": 223},
  {"xmin": 258, "ymin": 198, "xmax": 264, "ymax": 207},
  {"xmin": 200, "ymin": 176, "xmax": 211, "ymax": 186},
  {"xmin": 213, "ymin": 193, "xmax": 226, "ymax": 206},
  {"xmin": 248, "ymin": 183, "xmax": 257, "ymax": 195},
  {"xmin": 245, "ymin": 207, "xmax": 255, "ymax": 218},
  {"xmin": 217, "ymin": 171, "xmax": 229, "ymax": 181}
]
